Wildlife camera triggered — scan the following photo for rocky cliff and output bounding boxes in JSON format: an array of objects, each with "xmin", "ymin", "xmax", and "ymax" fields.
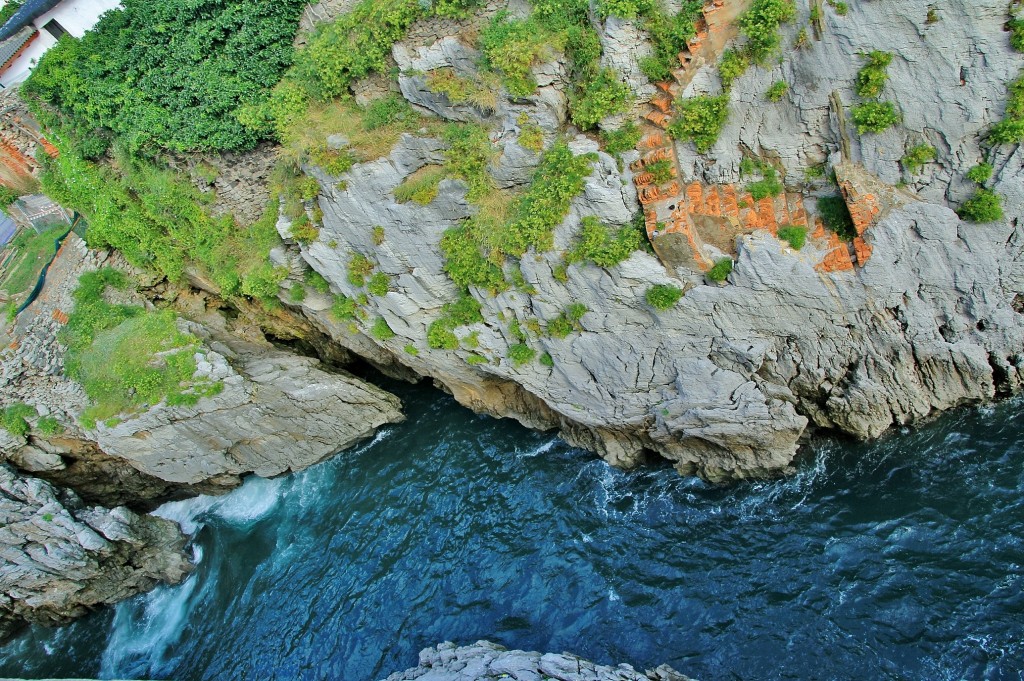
[
  {"xmin": 380, "ymin": 641, "xmax": 693, "ymax": 681},
  {"xmin": 0, "ymin": 234, "xmax": 405, "ymax": 637},
  {"xmin": 266, "ymin": 0, "xmax": 1024, "ymax": 481}
]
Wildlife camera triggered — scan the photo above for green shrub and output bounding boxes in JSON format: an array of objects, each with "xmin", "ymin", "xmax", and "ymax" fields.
[
  {"xmin": 745, "ymin": 164, "xmax": 783, "ymax": 200},
  {"xmin": 440, "ymin": 221, "xmax": 508, "ymax": 293},
  {"xmin": 570, "ymin": 68, "xmax": 632, "ymax": 129},
  {"xmin": 966, "ymin": 163, "xmax": 994, "ymax": 184},
  {"xmin": 855, "ymin": 51, "xmax": 893, "ymax": 98},
  {"xmin": 22, "ymin": 0, "xmax": 306, "ymax": 154},
  {"xmin": 442, "ymin": 123, "xmax": 495, "ymax": 202},
  {"xmin": 638, "ymin": 3, "xmax": 703, "ymax": 82},
  {"xmin": 1011, "ymin": 15, "xmax": 1024, "ymax": 52},
  {"xmin": 957, "ymin": 189, "xmax": 1004, "ymax": 223},
  {"xmin": 668, "ymin": 95, "xmax": 730, "ymax": 153},
  {"xmin": 517, "ymin": 114, "xmax": 545, "ymax": 152},
  {"xmin": 738, "ymin": 0, "xmax": 796, "ymax": 64},
  {"xmin": 292, "ymin": 0, "xmax": 421, "ymax": 101},
  {"xmin": 347, "ymin": 252, "xmax": 375, "ymax": 286},
  {"xmin": 596, "ymin": 0, "xmax": 652, "ymax": 19},
  {"xmin": 817, "ymin": 195, "xmax": 857, "ymax": 240},
  {"xmin": 403, "ymin": 343, "xmax": 419, "ymax": 356},
  {"xmin": 289, "ymin": 283, "xmax": 307, "ymax": 303},
  {"xmin": 480, "ymin": 12, "xmax": 553, "ymax": 96},
  {"xmin": 706, "ymin": 258, "xmax": 733, "ymax": 282},
  {"xmin": 426, "ymin": 68, "xmax": 497, "ymax": 109},
  {"xmin": 850, "ymin": 101, "xmax": 901, "ymax": 134},
  {"xmin": 305, "ymin": 270, "xmax": 332, "ymax": 294},
  {"xmin": 35, "ymin": 416, "xmax": 63, "ymax": 436},
  {"xmin": 367, "ymin": 272, "xmax": 391, "ymax": 296},
  {"xmin": 600, "ymin": 122, "xmax": 643, "ymax": 156},
  {"xmin": 290, "ymin": 215, "xmax": 320, "ymax": 244},
  {"xmin": 373, "ymin": 226, "xmax": 386, "ymax": 245},
  {"xmin": 363, "ymin": 95, "xmax": 416, "ymax": 131},
  {"xmin": 372, "ymin": 317, "xmax": 396, "ymax": 340},
  {"xmin": 646, "ymin": 283, "xmax": 683, "ymax": 309},
  {"xmin": 719, "ymin": 49, "xmax": 749, "ymax": 90},
  {"xmin": 539, "ymin": 352, "xmax": 554, "ymax": 367},
  {"xmin": 828, "ymin": 0, "xmax": 848, "ymax": 15},
  {"xmin": 777, "ymin": 225, "xmax": 807, "ymax": 250},
  {"xmin": 507, "ymin": 343, "xmax": 536, "ymax": 365},
  {"xmin": 547, "ymin": 316, "xmax": 573, "ymax": 338},
  {"xmin": 430, "ymin": 0, "xmax": 484, "ymax": 18},
  {"xmin": 566, "ymin": 216, "xmax": 646, "ymax": 268},
  {"xmin": 427, "ymin": 294, "xmax": 483, "ymax": 349},
  {"xmin": 901, "ymin": 144, "xmax": 936, "ymax": 174},
  {"xmin": 0, "ymin": 185, "xmax": 19, "ymax": 207},
  {"xmin": 465, "ymin": 353, "xmax": 488, "ymax": 365},
  {"xmin": 1, "ymin": 403, "xmax": 36, "ymax": 438},
  {"xmin": 766, "ymin": 80, "xmax": 788, "ymax": 102},
  {"xmin": 990, "ymin": 73, "xmax": 1024, "ymax": 144},
  {"xmin": 331, "ymin": 294, "xmax": 357, "ymax": 320}
]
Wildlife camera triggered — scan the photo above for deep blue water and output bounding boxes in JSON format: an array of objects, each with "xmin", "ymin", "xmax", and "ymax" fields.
[{"xmin": 2, "ymin": 383, "xmax": 1023, "ymax": 680}]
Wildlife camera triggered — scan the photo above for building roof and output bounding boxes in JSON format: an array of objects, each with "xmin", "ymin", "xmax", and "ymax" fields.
[
  {"xmin": 0, "ymin": 0, "xmax": 60, "ymax": 43},
  {"xmin": 0, "ymin": 25, "xmax": 34, "ymax": 68},
  {"xmin": 0, "ymin": 212, "xmax": 16, "ymax": 247}
]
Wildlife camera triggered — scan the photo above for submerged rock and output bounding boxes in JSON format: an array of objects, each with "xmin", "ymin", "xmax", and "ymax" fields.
[{"xmin": 380, "ymin": 641, "xmax": 696, "ymax": 681}]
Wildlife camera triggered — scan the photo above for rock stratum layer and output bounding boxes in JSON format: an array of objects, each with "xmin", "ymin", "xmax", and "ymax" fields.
[{"xmin": 380, "ymin": 641, "xmax": 694, "ymax": 681}]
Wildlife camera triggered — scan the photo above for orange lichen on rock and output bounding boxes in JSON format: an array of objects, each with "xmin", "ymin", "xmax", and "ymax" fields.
[{"xmin": 853, "ymin": 237, "xmax": 873, "ymax": 265}]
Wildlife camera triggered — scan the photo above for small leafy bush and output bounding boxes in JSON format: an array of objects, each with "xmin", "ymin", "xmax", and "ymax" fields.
[
  {"xmin": 347, "ymin": 252, "xmax": 375, "ymax": 287},
  {"xmin": 36, "ymin": 416, "xmax": 64, "ymax": 436},
  {"xmin": 289, "ymin": 283, "xmax": 306, "ymax": 303},
  {"xmin": 957, "ymin": 189, "xmax": 1004, "ymax": 223},
  {"xmin": 547, "ymin": 316, "xmax": 574, "ymax": 338},
  {"xmin": 646, "ymin": 283, "xmax": 683, "ymax": 309},
  {"xmin": 517, "ymin": 114, "xmax": 545, "ymax": 152},
  {"xmin": 442, "ymin": 123, "xmax": 495, "ymax": 202},
  {"xmin": 570, "ymin": 68, "xmax": 632, "ymax": 130},
  {"xmin": 367, "ymin": 272, "xmax": 391, "ymax": 296},
  {"xmin": 638, "ymin": 4, "xmax": 702, "ymax": 82},
  {"xmin": 851, "ymin": 101, "xmax": 901, "ymax": 134},
  {"xmin": 855, "ymin": 51, "xmax": 893, "ymax": 98},
  {"xmin": 305, "ymin": 270, "xmax": 331, "ymax": 294},
  {"xmin": 777, "ymin": 225, "xmax": 807, "ymax": 250},
  {"xmin": 596, "ymin": 0, "xmax": 652, "ymax": 19},
  {"xmin": 395, "ymin": 166, "xmax": 446, "ymax": 205},
  {"xmin": 668, "ymin": 95, "xmax": 730, "ymax": 153},
  {"xmin": 989, "ymin": 73, "xmax": 1024, "ymax": 144},
  {"xmin": 600, "ymin": 122, "xmax": 642, "ymax": 156},
  {"xmin": 738, "ymin": 0, "xmax": 797, "ymax": 64},
  {"xmin": 466, "ymin": 353, "xmax": 488, "ymax": 365},
  {"xmin": 331, "ymin": 295, "xmax": 357, "ymax": 320},
  {"xmin": 507, "ymin": 343, "xmax": 536, "ymax": 365},
  {"xmin": 744, "ymin": 163, "xmax": 783, "ymax": 200},
  {"xmin": 363, "ymin": 95, "xmax": 416, "ymax": 131},
  {"xmin": 539, "ymin": 352, "xmax": 554, "ymax": 367},
  {"xmin": 645, "ymin": 159, "xmax": 676, "ymax": 184},
  {"xmin": 372, "ymin": 317, "xmax": 396, "ymax": 340},
  {"xmin": 828, "ymin": 0, "xmax": 848, "ymax": 15},
  {"xmin": 766, "ymin": 80, "xmax": 789, "ymax": 102},
  {"xmin": 719, "ymin": 49, "xmax": 749, "ymax": 90},
  {"xmin": 901, "ymin": 144, "xmax": 936, "ymax": 174},
  {"xmin": 706, "ymin": 258, "xmax": 733, "ymax": 282},
  {"xmin": 427, "ymin": 294, "xmax": 483, "ymax": 349},
  {"xmin": 966, "ymin": 163, "xmax": 994, "ymax": 184},
  {"xmin": 1, "ymin": 403, "xmax": 36, "ymax": 437},
  {"xmin": 403, "ymin": 344, "xmax": 419, "ymax": 356},
  {"xmin": 480, "ymin": 12, "xmax": 553, "ymax": 96}
]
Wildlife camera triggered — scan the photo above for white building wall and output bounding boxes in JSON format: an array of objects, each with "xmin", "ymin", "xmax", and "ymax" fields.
[{"xmin": 0, "ymin": 0, "xmax": 121, "ymax": 87}]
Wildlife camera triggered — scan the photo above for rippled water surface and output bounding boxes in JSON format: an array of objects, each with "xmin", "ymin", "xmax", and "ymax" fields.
[{"xmin": 3, "ymin": 383, "xmax": 1023, "ymax": 680}]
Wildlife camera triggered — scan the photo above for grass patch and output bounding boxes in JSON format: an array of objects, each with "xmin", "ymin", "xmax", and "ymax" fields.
[
  {"xmin": 1, "ymin": 403, "xmax": 36, "ymax": 438},
  {"xmin": 706, "ymin": 258, "xmax": 733, "ymax": 282},
  {"xmin": 507, "ymin": 343, "xmax": 536, "ymax": 365},
  {"xmin": 569, "ymin": 67, "xmax": 633, "ymax": 130},
  {"xmin": 638, "ymin": 3, "xmax": 703, "ymax": 82},
  {"xmin": 367, "ymin": 272, "xmax": 391, "ymax": 296},
  {"xmin": 777, "ymin": 225, "xmax": 807, "ymax": 250},
  {"xmin": 347, "ymin": 252, "xmax": 375, "ymax": 287},
  {"xmin": 425, "ymin": 68, "xmax": 500, "ymax": 110},
  {"xmin": 646, "ymin": 283, "xmax": 683, "ymax": 309},
  {"xmin": 741, "ymin": 159, "xmax": 783, "ymax": 200},
  {"xmin": 0, "ymin": 225, "xmax": 67, "ymax": 302},
  {"xmin": 600, "ymin": 122, "xmax": 642, "ymax": 157},
  {"xmin": 63, "ymin": 269, "xmax": 221, "ymax": 429},
  {"xmin": 372, "ymin": 317, "xmax": 396, "ymax": 340},
  {"xmin": 427, "ymin": 294, "xmax": 483, "ymax": 350},
  {"xmin": 766, "ymin": 80, "xmax": 789, "ymax": 102},
  {"xmin": 394, "ymin": 165, "xmax": 446, "ymax": 205}
]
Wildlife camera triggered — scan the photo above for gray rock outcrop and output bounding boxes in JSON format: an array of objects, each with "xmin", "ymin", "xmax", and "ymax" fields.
[
  {"xmin": 380, "ymin": 641, "xmax": 694, "ymax": 681},
  {"xmin": 0, "ymin": 464, "xmax": 192, "ymax": 642}
]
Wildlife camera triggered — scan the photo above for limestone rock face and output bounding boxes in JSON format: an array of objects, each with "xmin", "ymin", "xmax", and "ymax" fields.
[
  {"xmin": 379, "ymin": 641, "xmax": 695, "ymax": 681},
  {"xmin": 0, "ymin": 465, "xmax": 192, "ymax": 642},
  {"xmin": 90, "ymin": 327, "xmax": 405, "ymax": 486}
]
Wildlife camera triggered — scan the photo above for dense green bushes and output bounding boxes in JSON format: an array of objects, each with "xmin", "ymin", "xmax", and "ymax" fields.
[
  {"xmin": 777, "ymin": 225, "xmax": 806, "ymax": 250},
  {"xmin": 738, "ymin": 0, "xmax": 796, "ymax": 64},
  {"xmin": 766, "ymin": 80, "xmax": 789, "ymax": 102},
  {"xmin": 850, "ymin": 102, "xmax": 901, "ymax": 134},
  {"xmin": 569, "ymin": 68, "xmax": 632, "ymax": 129},
  {"xmin": 596, "ymin": 0, "xmax": 652, "ymax": 19},
  {"xmin": 638, "ymin": 3, "xmax": 704, "ymax": 82},
  {"xmin": 668, "ymin": 96, "xmax": 730, "ymax": 153},
  {"xmin": 0, "ymin": 403, "xmax": 35, "ymax": 438},
  {"xmin": 427, "ymin": 295, "xmax": 484, "ymax": 350},
  {"xmin": 23, "ymin": 0, "xmax": 306, "ymax": 155},
  {"xmin": 741, "ymin": 159, "xmax": 783, "ymax": 200},
  {"xmin": 817, "ymin": 195, "xmax": 857, "ymax": 240},
  {"xmin": 600, "ymin": 123, "xmax": 643, "ymax": 157},
  {"xmin": 480, "ymin": 11, "xmax": 556, "ymax": 97},
  {"xmin": 646, "ymin": 283, "xmax": 683, "ymax": 309},
  {"xmin": 966, "ymin": 163, "xmax": 994, "ymax": 183},
  {"xmin": 990, "ymin": 73, "xmax": 1024, "ymax": 144},
  {"xmin": 719, "ymin": 49, "xmax": 750, "ymax": 90},
  {"xmin": 957, "ymin": 189, "xmax": 1004, "ymax": 223},
  {"xmin": 706, "ymin": 258, "xmax": 733, "ymax": 282}
]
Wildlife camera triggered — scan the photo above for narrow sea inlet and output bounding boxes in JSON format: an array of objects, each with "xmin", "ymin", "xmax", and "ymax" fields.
[{"xmin": 3, "ymin": 382, "xmax": 1022, "ymax": 681}]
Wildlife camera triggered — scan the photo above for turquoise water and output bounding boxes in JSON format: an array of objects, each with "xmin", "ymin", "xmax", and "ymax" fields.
[{"xmin": 2, "ymin": 383, "xmax": 1023, "ymax": 680}]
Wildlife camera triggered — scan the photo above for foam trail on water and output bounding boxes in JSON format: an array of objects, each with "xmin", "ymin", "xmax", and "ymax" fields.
[{"xmin": 98, "ymin": 546, "xmax": 205, "ymax": 679}]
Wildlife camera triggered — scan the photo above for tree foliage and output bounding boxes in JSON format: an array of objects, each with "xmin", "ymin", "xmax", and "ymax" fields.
[{"xmin": 23, "ymin": 0, "xmax": 306, "ymax": 155}]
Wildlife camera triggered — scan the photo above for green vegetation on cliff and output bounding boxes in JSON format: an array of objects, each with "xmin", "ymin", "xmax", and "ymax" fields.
[{"xmin": 62, "ymin": 269, "xmax": 222, "ymax": 429}]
